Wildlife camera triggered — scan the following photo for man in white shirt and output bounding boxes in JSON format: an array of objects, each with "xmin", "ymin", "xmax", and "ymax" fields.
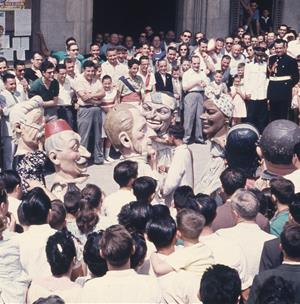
[
  {"xmin": 0, "ymin": 73, "xmax": 21, "ymax": 170},
  {"xmin": 14, "ymin": 60, "xmax": 29, "ymax": 102},
  {"xmin": 16, "ymin": 187, "xmax": 56, "ymax": 280},
  {"xmin": 287, "ymin": 32, "xmax": 300, "ymax": 59},
  {"xmin": 138, "ymin": 56, "xmax": 156, "ymax": 94},
  {"xmin": 182, "ymin": 55, "xmax": 209, "ymax": 144},
  {"xmin": 81, "ymin": 225, "xmax": 163, "ymax": 303},
  {"xmin": 230, "ymin": 44, "xmax": 246, "ymax": 76},
  {"xmin": 101, "ymin": 47, "xmax": 128, "ymax": 86},
  {"xmin": 217, "ymin": 189, "xmax": 276, "ymax": 282},
  {"xmin": 162, "ymin": 124, "xmax": 194, "ymax": 206},
  {"xmin": 56, "ymin": 63, "xmax": 76, "ymax": 130},
  {"xmin": 101, "ymin": 160, "xmax": 137, "ymax": 227},
  {"xmin": 244, "ymin": 47, "xmax": 269, "ymax": 133}
]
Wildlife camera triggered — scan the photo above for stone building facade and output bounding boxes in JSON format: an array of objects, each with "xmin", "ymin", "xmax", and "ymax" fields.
[{"xmin": 32, "ymin": 0, "xmax": 300, "ymax": 54}]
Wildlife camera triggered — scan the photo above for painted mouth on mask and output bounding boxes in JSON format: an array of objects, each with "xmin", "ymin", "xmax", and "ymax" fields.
[
  {"xmin": 75, "ymin": 157, "xmax": 88, "ymax": 172},
  {"xmin": 146, "ymin": 119, "xmax": 163, "ymax": 129}
]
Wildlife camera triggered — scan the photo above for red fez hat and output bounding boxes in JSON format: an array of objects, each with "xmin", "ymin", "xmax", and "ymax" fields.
[{"xmin": 44, "ymin": 119, "xmax": 72, "ymax": 139}]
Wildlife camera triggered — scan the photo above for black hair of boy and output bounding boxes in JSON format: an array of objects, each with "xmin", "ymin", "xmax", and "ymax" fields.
[
  {"xmin": 49, "ymin": 200, "xmax": 66, "ymax": 230},
  {"xmin": 81, "ymin": 184, "xmax": 102, "ymax": 209},
  {"xmin": 113, "ymin": 160, "xmax": 138, "ymax": 187},
  {"xmin": 220, "ymin": 168, "xmax": 246, "ymax": 196},
  {"xmin": 2, "ymin": 170, "xmax": 21, "ymax": 193},
  {"xmin": 200, "ymin": 264, "xmax": 241, "ymax": 304},
  {"xmin": 133, "ymin": 176, "xmax": 157, "ymax": 203},
  {"xmin": 100, "ymin": 224, "xmax": 134, "ymax": 268},
  {"xmin": 152, "ymin": 204, "xmax": 170, "ymax": 220},
  {"xmin": 130, "ymin": 232, "xmax": 147, "ymax": 269},
  {"xmin": 195, "ymin": 194, "xmax": 217, "ymax": 226},
  {"xmin": 146, "ymin": 216, "xmax": 176, "ymax": 250},
  {"xmin": 168, "ymin": 123, "xmax": 185, "ymax": 140},
  {"xmin": 63, "ymin": 185, "xmax": 81, "ymax": 216},
  {"xmin": 83, "ymin": 231, "xmax": 108, "ymax": 277},
  {"xmin": 173, "ymin": 185, "xmax": 194, "ymax": 210},
  {"xmin": 270, "ymin": 177, "xmax": 295, "ymax": 205}
]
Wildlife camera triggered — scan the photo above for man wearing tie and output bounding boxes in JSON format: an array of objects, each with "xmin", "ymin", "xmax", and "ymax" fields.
[
  {"xmin": 155, "ymin": 59, "xmax": 174, "ymax": 94},
  {"xmin": 0, "ymin": 73, "xmax": 21, "ymax": 169},
  {"xmin": 267, "ymin": 39, "xmax": 299, "ymax": 121}
]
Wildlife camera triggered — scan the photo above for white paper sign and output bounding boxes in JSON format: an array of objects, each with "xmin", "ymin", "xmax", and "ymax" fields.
[
  {"xmin": 12, "ymin": 36, "xmax": 20, "ymax": 49},
  {"xmin": 0, "ymin": 35, "xmax": 10, "ymax": 48},
  {"xmin": 14, "ymin": 9, "xmax": 31, "ymax": 36},
  {"xmin": 20, "ymin": 36, "xmax": 29, "ymax": 50},
  {"xmin": 16, "ymin": 49, "xmax": 25, "ymax": 60},
  {"xmin": 0, "ymin": 49, "xmax": 13, "ymax": 61},
  {"xmin": 0, "ymin": 12, "xmax": 5, "ymax": 34}
]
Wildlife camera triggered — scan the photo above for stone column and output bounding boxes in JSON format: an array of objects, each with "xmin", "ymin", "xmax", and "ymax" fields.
[{"xmin": 281, "ymin": 0, "xmax": 300, "ymax": 32}]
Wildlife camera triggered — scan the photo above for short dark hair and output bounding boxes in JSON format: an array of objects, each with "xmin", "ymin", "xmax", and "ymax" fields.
[
  {"xmin": 200, "ymin": 264, "xmax": 241, "ymax": 304},
  {"xmin": 64, "ymin": 57, "xmax": 74, "ymax": 65},
  {"xmin": 270, "ymin": 177, "xmax": 295, "ymax": 205},
  {"xmin": 14, "ymin": 60, "xmax": 25, "ymax": 68},
  {"xmin": 130, "ymin": 232, "xmax": 147, "ymax": 269},
  {"xmin": 63, "ymin": 184, "xmax": 81, "ymax": 215},
  {"xmin": 133, "ymin": 176, "xmax": 157, "ymax": 204},
  {"xmin": 176, "ymin": 208, "xmax": 205, "ymax": 239},
  {"xmin": 46, "ymin": 230, "xmax": 76, "ymax": 276},
  {"xmin": 173, "ymin": 185, "xmax": 194, "ymax": 210},
  {"xmin": 195, "ymin": 194, "xmax": 217, "ymax": 225},
  {"xmin": 280, "ymin": 223, "xmax": 300, "ymax": 259},
  {"xmin": 256, "ymin": 275, "xmax": 295, "ymax": 304},
  {"xmin": 294, "ymin": 142, "xmax": 300, "ymax": 160},
  {"xmin": 76, "ymin": 204, "xmax": 99, "ymax": 234},
  {"xmin": 0, "ymin": 56, "xmax": 7, "ymax": 65},
  {"xmin": 22, "ymin": 187, "xmax": 51, "ymax": 225},
  {"xmin": 128, "ymin": 58, "xmax": 139, "ymax": 69},
  {"xmin": 65, "ymin": 36, "xmax": 76, "ymax": 46},
  {"xmin": 82, "ymin": 60, "xmax": 95, "ymax": 70},
  {"xmin": 113, "ymin": 160, "xmax": 138, "ymax": 187},
  {"xmin": 55, "ymin": 63, "xmax": 66, "ymax": 72},
  {"xmin": 102, "ymin": 74, "xmax": 112, "ymax": 82},
  {"xmin": 118, "ymin": 201, "xmax": 153, "ymax": 234},
  {"xmin": 33, "ymin": 295, "xmax": 65, "ymax": 304},
  {"xmin": 220, "ymin": 168, "xmax": 246, "ymax": 196},
  {"xmin": 146, "ymin": 216, "xmax": 176, "ymax": 249},
  {"xmin": 168, "ymin": 123, "xmax": 184, "ymax": 139},
  {"xmin": 83, "ymin": 231, "xmax": 107, "ymax": 277},
  {"xmin": 40, "ymin": 60, "xmax": 55, "ymax": 73},
  {"xmin": 2, "ymin": 170, "xmax": 20, "ymax": 193},
  {"xmin": 198, "ymin": 37, "xmax": 209, "ymax": 45},
  {"xmin": 152, "ymin": 204, "xmax": 170, "ymax": 220},
  {"xmin": 101, "ymin": 225, "xmax": 133, "ymax": 267},
  {"xmin": 49, "ymin": 200, "xmax": 66, "ymax": 230},
  {"xmin": 139, "ymin": 56, "xmax": 149, "ymax": 64},
  {"xmin": 81, "ymin": 184, "xmax": 102, "ymax": 209},
  {"xmin": 222, "ymin": 54, "xmax": 231, "ymax": 61},
  {"xmin": 2, "ymin": 73, "xmax": 15, "ymax": 83},
  {"xmin": 167, "ymin": 46, "xmax": 177, "ymax": 53},
  {"xmin": 274, "ymin": 38, "xmax": 287, "ymax": 46}
]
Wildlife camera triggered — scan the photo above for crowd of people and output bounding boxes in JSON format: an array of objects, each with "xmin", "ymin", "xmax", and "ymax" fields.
[{"xmin": 0, "ymin": 1, "xmax": 300, "ymax": 302}]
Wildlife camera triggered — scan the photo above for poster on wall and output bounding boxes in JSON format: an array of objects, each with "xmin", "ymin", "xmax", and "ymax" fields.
[
  {"xmin": 0, "ymin": 0, "xmax": 25, "ymax": 10},
  {"xmin": 14, "ymin": 9, "xmax": 31, "ymax": 36}
]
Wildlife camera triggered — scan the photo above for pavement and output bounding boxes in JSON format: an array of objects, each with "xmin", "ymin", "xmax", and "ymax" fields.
[{"xmin": 47, "ymin": 143, "xmax": 211, "ymax": 196}]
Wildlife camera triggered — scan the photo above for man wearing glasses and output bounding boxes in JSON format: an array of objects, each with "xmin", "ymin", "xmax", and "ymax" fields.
[
  {"xmin": 224, "ymin": 37, "xmax": 234, "ymax": 55},
  {"xmin": 66, "ymin": 43, "xmax": 82, "ymax": 75},
  {"xmin": 14, "ymin": 60, "xmax": 29, "ymax": 101},
  {"xmin": 29, "ymin": 61, "xmax": 59, "ymax": 122}
]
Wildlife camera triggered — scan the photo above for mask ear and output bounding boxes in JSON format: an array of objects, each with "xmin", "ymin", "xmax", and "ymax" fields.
[
  {"xmin": 48, "ymin": 150, "xmax": 60, "ymax": 166},
  {"xmin": 256, "ymin": 146, "xmax": 263, "ymax": 159},
  {"xmin": 119, "ymin": 131, "xmax": 132, "ymax": 149}
]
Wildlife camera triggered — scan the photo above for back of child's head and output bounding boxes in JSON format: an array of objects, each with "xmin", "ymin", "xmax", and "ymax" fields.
[
  {"xmin": 173, "ymin": 185, "xmax": 194, "ymax": 210},
  {"xmin": 220, "ymin": 167, "xmax": 246, "ymax": 196},
  {"xmin": 168, "ymin": 123, "xmax": 185, "ymax": 140},
  {"xmin": 152, "ymin": 204, "xmax": 171, "ymax": 220},
  {"xmin": 113, "ymin": 160, "xmax": 138, "ymax": 187},
  {"xmin": 133, "ymin": 176, "xmax": 157, "ymax": 204},
  {"xmin": 194, "ymin": 194, "xmax": 217, "ymax": 226},
  {"xmin": 270, "ymin": 177, "xmax": 295, "ymax": 205},
  {"xmin": 83, "ymin": 230, "xmax": 108, "ymax": 277},
  {"xmin": 76, "ymin": 203, "xmax": 99, "ymax": 235},
  {"xmin": 63, "ymin": 184, "xmax": 81, "ymax": 216},
  {"xmin": 250, "ymin": 188, "xmax": 275, "ymax": 220},
  {"xmin": 176, "ymin": 208, "xmax": 206, "ymax": 240},
  {"xmin": 81, "ymin": 184, "xmax": 102, "ymax": 210},
  {"xmin": 118, "ymin": 201, "xmax": 153, "ymax": 234},
  {"xmin": 130, "ymin": 232, "xmax": 147, "ymax": 270},
  {"xmin": 2, "ymin": 170, "xmax": 21, "ymax": 194},
  {"xmin": 146, "ymin": 216, "xmax": 176, "ymax": 250},
  {"xmin": 49, "ymin": 200, "xmax": 66, "ymax": 230}
]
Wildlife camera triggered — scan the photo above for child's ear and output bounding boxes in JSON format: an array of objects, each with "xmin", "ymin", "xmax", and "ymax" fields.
[{"xmin": 176, "ymin": 229, "xmax": 182, "ymax": 240}]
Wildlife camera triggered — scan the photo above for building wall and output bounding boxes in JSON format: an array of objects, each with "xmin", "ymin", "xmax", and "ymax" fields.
[
  {"xmin": 39, "ymin": 0, "xmax": 93, "ymax": 53},
  {"xmin": 282, "ymin": 0, "xmax": 300, "ymax": 32}
]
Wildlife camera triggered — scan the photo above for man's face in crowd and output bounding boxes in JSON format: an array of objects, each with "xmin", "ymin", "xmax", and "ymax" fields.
[
  {"xmin": 152, "ymin": 36, "xmax": 161, "ymax": 48},
  {"xmin": 278, "ymin": 26, "xmax": 288, "ymax": 38},
  {"xmin": 57, "ymin": 68, "xmax": 67, "ymax": 83},
  {"xmin": 191, "ymin": 57, "xmax": 200, "ymax": 72},
  {"xmin": 221, "ymin": 58, "xmax": 231, "ymax": 71},
  {"xmin": 243, "ymin": 34, "xmax": 251, "ymax": 46},
  {"xmin": 195, "ymin": 32, "xmax": 204, "ymax": 44},
  {"xmin": 181, "ymin": 31, "xmax": 192, "ymax": 44},
  {"xmin": 275, "ymin": 42, "xmax": 285, "ymax": 57},
  {"xmin": 167, "ymin": 49, "xmax": 177, "ymax": 63},
  {"xmin": 165, "ymin": 30, "xmax": 175, "ymax": 43},
  {"xmin": 125, "ymin": 36, "xmax": 134, "ymax": 48},
  {"xmin": 140, "ymin": 58, "xmax": 149, "ymax": 74},
  {"xmin": 117, "ymin": 50, "xmax": 127, "ymax": 63},
  {"xmin": 110, "ymin": 34, "xmax": 119, "ymax": 45},
  {"xmin": 200, "ymin": 99, "xmax": 226, "ymax": 138},
  {"xmin": 90, "ymin": 45, "xmax": 100, "ymax": 58},
  {"xmin": 215, "ymin": 40, "xmax": 224, "ymax": 54},
  {"xmin": 257, "ymin": 35, "xmax": 264, "ymax": 43},
  {"xmin": 225, "ymin": 38, "xmax": 234, "ymax": 52},
  {"xmin": 4, "ymin": 78, "xmax": 16, "ymax": 93},
  {"xmin": 84, "ymin": 66, "xmax": 95, "ymax": 81},
  {"xmin": 181, "ymin": 60, "xmax": 191, "ymax": 72},
  {"xmin": 251, "ymin": 37, "xmax": 258, "ymax": 46},
  {"xmin": 106, "ymin": 50, "xmax": 118, "ymax": 65},
  {"xmin": 142, "ymin": 100, "xmax": 173, "ymax": 135},
  {"xmin": 231, "ymin": 44, "xmax": 241, "ymax": 58},
  {"xmin": 102, "ymin": 78, "xmax": 112, "ymax": 92},
  {"xmin": 68, "ymin": 44, "xmax": 79, "ymax": 59},
  {"xmin": 246, "ymin": 46, "xmax": 254, "ymax": 58},
  {"xmin": 267, "ymin": 32, "xmax": 275, "ymax": 44},
  {"xmin": 199, "ymin": 42, "xmax": 208, "ymax": 54},
  {"xmin": 129, "ymin": 63, "xmax": 139, "ymax": 78},
  {"xmin": 32, "ymin": 54, "xmax": 43, "ymax": 69},
  {"xmin": 43, "ymin": 68, "xmax": 55, "ymax": 82},
  {"xmin": 237, "ymin": 28, "xmax": 245, "ymax": 38},
  {"xmin": 65, "ymin": 61, "xmax": 75, "ymax": 76},
  {"xmin": 158, "ymin": 60, "xmax": 167, "ymax": 75},
  {"xmin": 214, "ymin": 72, "xmax": 223, "ymax": 85},
  {"xmin": 141, "ymin": 44, "xmax": 150, "ymax": 56},
  {"xmin": 15, "ymin": 64, "xmax": 25, "ymax": 79}
]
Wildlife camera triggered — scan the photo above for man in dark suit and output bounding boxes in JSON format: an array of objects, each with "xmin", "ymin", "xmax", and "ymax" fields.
[
  {"xmin": 259, "ymin": 194, "xmax": 300, "ymax": 272},
  {"xmin": 155, "ymin": 59, "xmax": 173, "ymax": 94},
  {"xmin": 249, "ymin": 224, "xmax": 300, "ymax": 303},
  {"xmin": 267, "ymin": 39, "xmax": 299, "ymax": 121}
]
